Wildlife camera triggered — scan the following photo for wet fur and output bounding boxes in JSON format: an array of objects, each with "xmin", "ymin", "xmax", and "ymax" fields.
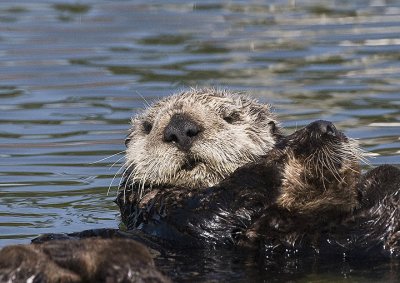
[
  {"xmin": 117, "ymin": 121, "xmax": 376, "ymax": 252},
  {"xmin": 117, "ymin": 119, "xmax": 400, "ymax": 258},
  {"xmin": 3, "ymin": 89, "xmax": 398, "ymax": 282},
  {"xmin": 3, "ymin": 119, "xmax": 397, "ymax": 283},
  {"xmin": 0, "ymin": 238, "xmax": 170, "ymax": 283}
]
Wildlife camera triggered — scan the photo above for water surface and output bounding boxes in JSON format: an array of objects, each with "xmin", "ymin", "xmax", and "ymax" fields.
[{"xmin": 0, "ymin": 0, "xmax": 399, "ymax": 281}]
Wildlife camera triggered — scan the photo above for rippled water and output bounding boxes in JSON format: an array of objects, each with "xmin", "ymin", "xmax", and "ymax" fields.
[{"xmin": 0, "ymin": 0, "xmax": 399, "ymax": 281}]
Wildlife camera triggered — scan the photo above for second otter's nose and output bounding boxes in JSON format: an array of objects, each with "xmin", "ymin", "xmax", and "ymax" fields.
[
  {"xmin": 308, "ymin": 120, "xmax": 338, "ymax": 137},
  {"xmin": 163, "ymin": 113, "xmax": 201, "ymax": 150}
]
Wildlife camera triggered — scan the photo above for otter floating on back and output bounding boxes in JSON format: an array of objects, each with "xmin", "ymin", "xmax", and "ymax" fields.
[
  {"xmin": 118, "ymin": 88, "xmax": 399, "ymax": 258},
  {"xmin": 118, "ymin": 120, "xmax": 366, "ymax": 243}
]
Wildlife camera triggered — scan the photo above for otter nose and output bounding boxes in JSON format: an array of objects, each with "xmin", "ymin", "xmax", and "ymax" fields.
[
  {"xmin": 163, "ymin": 113, "xmax": 201, "ymax": 150},
  {"xmin": 307, "ymin": 120, "xmax": 338, "ymax": 137}
]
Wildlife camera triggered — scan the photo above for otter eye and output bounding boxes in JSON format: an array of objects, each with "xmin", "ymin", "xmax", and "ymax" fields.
[
  {"xmin": 223, "ymin": 112, "xmax": 240, "ymax": 124},
  {"xmin": 142, "ymin": 121, "xmax": 153, "ymax": 134}
]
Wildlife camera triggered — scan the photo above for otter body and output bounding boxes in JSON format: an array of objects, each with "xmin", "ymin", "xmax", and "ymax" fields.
[{"xmin": 118, "ymin": 120, "xmax": 400, "ymax": 258}]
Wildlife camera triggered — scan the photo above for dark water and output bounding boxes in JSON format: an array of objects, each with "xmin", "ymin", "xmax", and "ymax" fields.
[{"xmin": 0, "ymin": 0, "xmax": 399, "ymax": 281}]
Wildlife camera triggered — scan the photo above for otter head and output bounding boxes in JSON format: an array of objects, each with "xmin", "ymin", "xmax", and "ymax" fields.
[
  {"xmin": 277, "ymin": 120, "xmax": 366, "ymax": 216},
  {"xmin": 123, "ymin": 88, "xmax": 281, "ymax": 194}
]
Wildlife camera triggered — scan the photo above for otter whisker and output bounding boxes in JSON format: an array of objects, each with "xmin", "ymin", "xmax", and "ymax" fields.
[
  {"xmin": 314, "ymin": 150, "xmax": 325, "ymax": 179},
  {"xmin": 135, "ymin": 91, "xmax": 151, "ymax": 108},
  {"xmin": 327, "ymin": 159, "xmax": 344, "ymax": 184},
  {"xmin": 322, "ymin": 146, "xmax": 343, "ymax": 182},
  {"xmin": 346, "ymin": 139, "xmax": 371, "ymax": 163},
  {"xmin": 319, "ymin": 155, "xmax": 328, "ymax": 190},
  {"xmin": 139, "ymin": 175, "xmax": 147, "ymax": 199},
  {"xmin": 134, "ymin": 173, "xmax": 145, "ymax": 200},
  {"xmin": 324, "ymin": 145, "xmax": 346, "ymax": 173},
  {"xmin": 109, "ymin": 155, "xmax": 125, "ymax": 170},
  {"xmin": 121, "ymin": 164, "xmax": 136, "ymax": 200},
  {"xmin": 126, "ymin": 162, "xmax": 145, "ymax": 191},
  {"xmin": 90, "ymin": 150, "xmax": 126, "ymax": 165},
  {"xmin": 107, "ymin": 164, "xmax": 128, "ymax": 196}
]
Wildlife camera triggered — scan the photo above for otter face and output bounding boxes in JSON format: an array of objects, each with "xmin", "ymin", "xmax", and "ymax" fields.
[
  {"xmin": 277, "ymin": 120, "xmax": 367, "ymax": 215},
  {"xmin": 124, "ymin": 88, "xmax": 280, "ymax": 194}
]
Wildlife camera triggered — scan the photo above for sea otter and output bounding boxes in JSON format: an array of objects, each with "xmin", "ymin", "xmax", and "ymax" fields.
[
  {"xmin": 117, "ymin": 119, "xmax": 364, "ymax": 240},
  {"xmin": 117, "ymin": 119, "xmax": 399, "ymax": 258}
]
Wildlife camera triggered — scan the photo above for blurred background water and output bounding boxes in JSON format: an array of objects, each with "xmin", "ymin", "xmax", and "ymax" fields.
[{"xmin": 0, "ymin": 0, "xmax": 399, "ymax": 281}]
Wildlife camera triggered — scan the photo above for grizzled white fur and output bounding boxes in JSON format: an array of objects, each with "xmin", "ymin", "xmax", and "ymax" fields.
[{"xmin": 124, "ymin": 88, "xmax": 278, "ymax": 194}]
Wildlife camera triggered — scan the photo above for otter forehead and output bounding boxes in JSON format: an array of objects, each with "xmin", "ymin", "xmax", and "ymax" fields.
[
  {"xmin": 124, "ymin": 88, "xmax": 280, "ymax": 190},
  {"xmin": 138, "ymin": 89, "xmax": 266, "ymax": 124}
]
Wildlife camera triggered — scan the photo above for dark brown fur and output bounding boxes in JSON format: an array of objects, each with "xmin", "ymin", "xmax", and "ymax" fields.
[
  {"xmin": 0, "ymin": 238, "xmax": 171, "ymax": 283},
  {"xmin": 3, "ymin": 119, "xmax": 396, "ymax": 283},
  {"xmin": 117, "ymin": 119, "xmax": 400, "ymax": 258},
  {"xmin": 276, "ymin": 120, "xmax": 362, "ymax": 217},
  {"xmin": 117, "ymin": 121, "xmax": 365, "ymax": 248}
]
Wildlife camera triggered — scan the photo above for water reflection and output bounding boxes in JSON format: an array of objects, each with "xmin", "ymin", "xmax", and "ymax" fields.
[{"xmin": 0, "ymin": 0, "xmax": 399, "ymax": 281}]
